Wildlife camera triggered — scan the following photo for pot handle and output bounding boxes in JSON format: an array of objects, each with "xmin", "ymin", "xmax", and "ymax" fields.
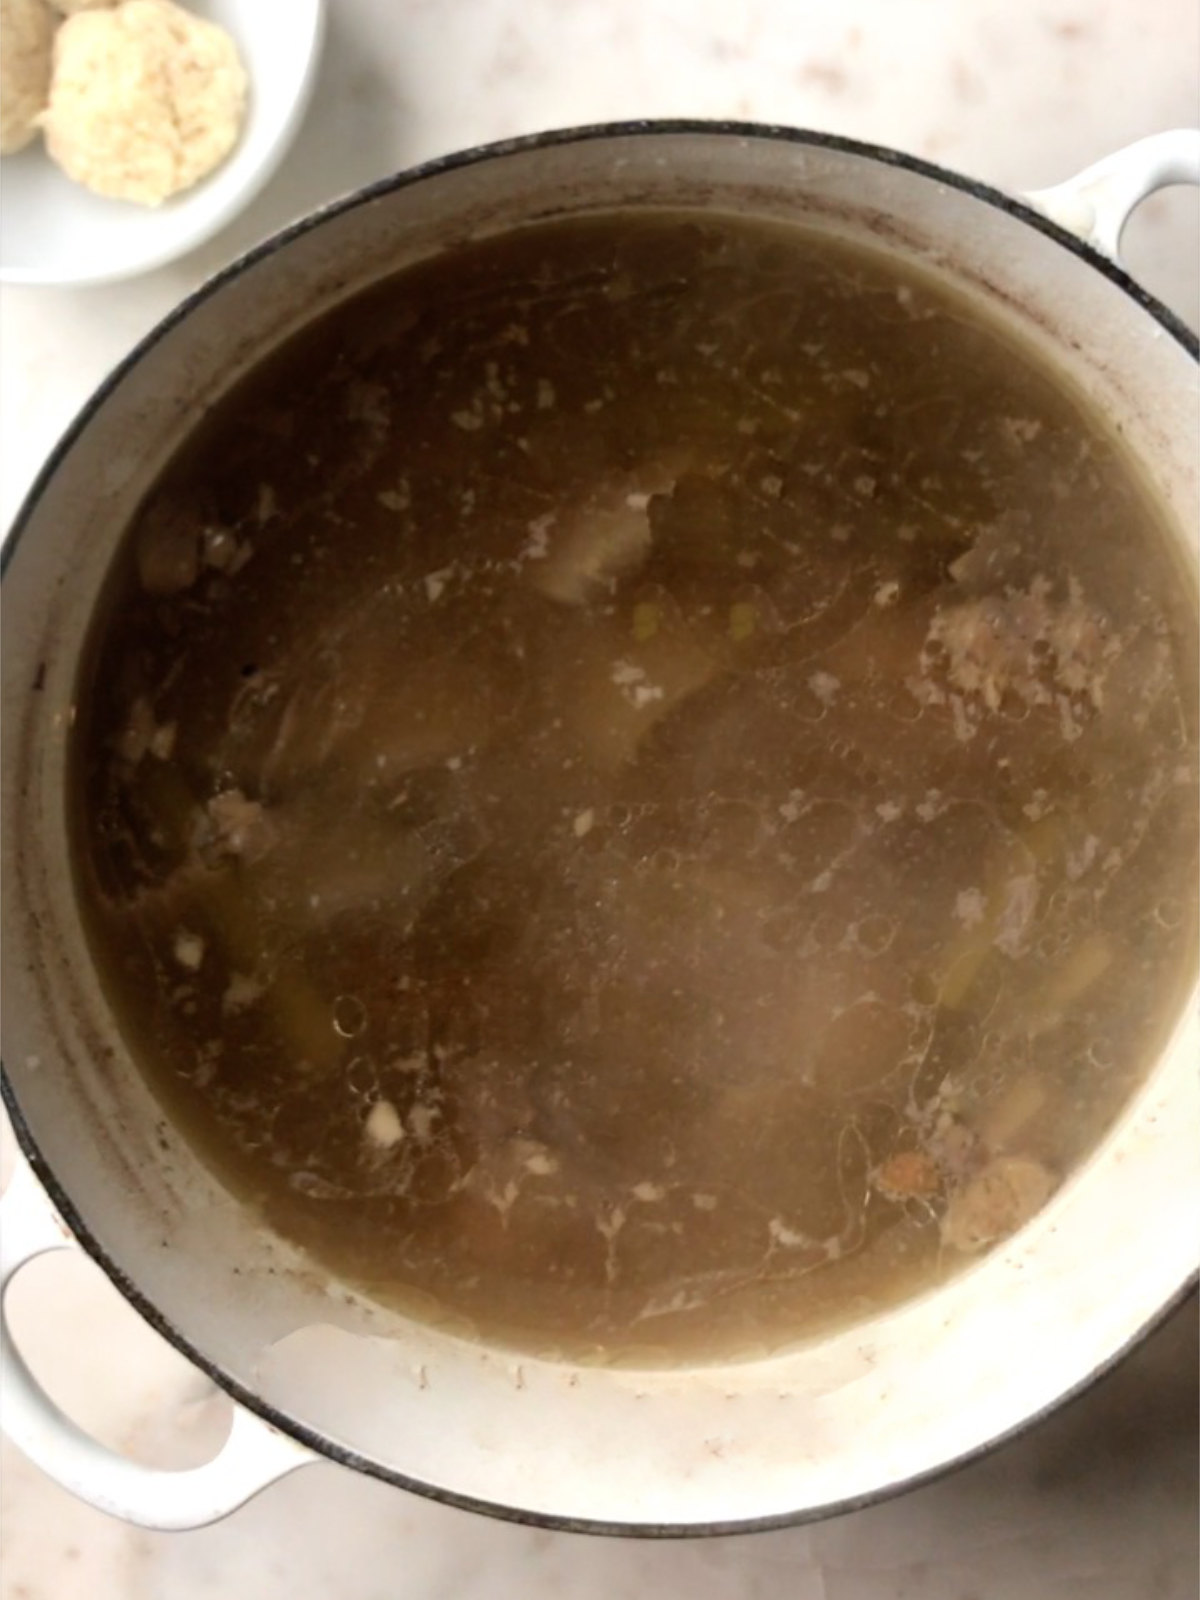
[
  {"xmin": 0, "ymin": 1155, "xmax": 318, "ymax": 1529},
  {"xmin": 1023, "ymin": 128, "xmax": 1200, "ymax": 261}
]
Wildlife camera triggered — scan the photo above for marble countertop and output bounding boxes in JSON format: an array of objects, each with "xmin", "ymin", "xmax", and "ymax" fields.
[{"xmin": 2, "ymin": 2, "xmax": 1197, "ymax": 1596}]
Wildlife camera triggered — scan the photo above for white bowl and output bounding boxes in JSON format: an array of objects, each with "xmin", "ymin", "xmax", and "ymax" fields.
[{"xmin": 0, "ymin": 0, "xmax": 326, "ymax": 287}]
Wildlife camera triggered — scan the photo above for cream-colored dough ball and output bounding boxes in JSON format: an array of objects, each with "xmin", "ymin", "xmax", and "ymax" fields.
[
  {"xmin": 0, "ymin": 0, "xmax": 55, "ymax": 155},
  {"xmin": 42, "ymin": 0, "xmax": 247, "ymax": 205}
]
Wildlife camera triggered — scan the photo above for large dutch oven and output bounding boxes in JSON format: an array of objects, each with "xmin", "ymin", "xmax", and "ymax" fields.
[{"xmin": 2, "ymin": 123, "xmax": 1197, "ymax": 1535}]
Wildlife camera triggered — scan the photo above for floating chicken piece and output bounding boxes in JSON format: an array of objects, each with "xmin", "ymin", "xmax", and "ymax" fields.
[
  {"xmin": 201, "ymin": 788, "xmax": 274, "ymax": 865},
  {"xmin": 940, "ymin": 1154, "xmax": 1054, "ymax": 1252},
  {"xmin": 914, "ymin": 574, "xmax": 1118, "ymax": 732},
  {"xmin": 529, "ymin": 492, "xmax": 650, "ymax": 606},
  {"xmin": 528, "ymin": 480, "xmax": 652, "ymax": 604},
  {"xmin": 527, "ymin": 460, "xmax": 687, "ymax": 606}
]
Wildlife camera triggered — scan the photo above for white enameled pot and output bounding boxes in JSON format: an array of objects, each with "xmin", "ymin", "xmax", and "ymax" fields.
[{"xmin": 2, "ymin": 124, "xmax": 1198, "ymax": 1535}]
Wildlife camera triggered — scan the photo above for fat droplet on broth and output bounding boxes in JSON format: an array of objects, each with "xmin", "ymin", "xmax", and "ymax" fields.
[
  {"xmin": 345, "ymin": 1057, "xmax": 376, "ymax": 1096},
  {"xmin": 333, "ymin": 994, "xmax": 367, "ymax": 1038},
  {"xmin": 73, "ymin": 209, "xmax": 1198, "ymax": 1363}
]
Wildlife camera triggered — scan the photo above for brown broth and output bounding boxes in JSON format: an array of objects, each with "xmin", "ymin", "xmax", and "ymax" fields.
[{"xmin": 71, "ymin": 212, "xmax": 1198, "ymax": 1362}]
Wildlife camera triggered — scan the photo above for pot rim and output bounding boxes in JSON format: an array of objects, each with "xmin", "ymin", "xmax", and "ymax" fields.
[{"xmin": 3, "ymin": 118, "xmax": 1197, "ymax": 1538}]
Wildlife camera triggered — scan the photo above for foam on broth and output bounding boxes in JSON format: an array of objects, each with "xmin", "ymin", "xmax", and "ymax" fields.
[{"xmin": 71, "ymin": 212, "xmax": 1198, "ymax": 1362}]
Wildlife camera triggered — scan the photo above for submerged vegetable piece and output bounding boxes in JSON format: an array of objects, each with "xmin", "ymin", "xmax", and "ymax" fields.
[
  {"xmin": 73, "ymin": 211, "xmax": 1197, "ymax": 1363},
  {"xmin": 941, "ymin": 1157, "xmax": 1056, "ymax": 1253}
]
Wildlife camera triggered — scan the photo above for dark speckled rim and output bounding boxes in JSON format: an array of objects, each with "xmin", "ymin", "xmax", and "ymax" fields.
[{"xmin": 2, "ymin": 120, "xmax": 1196, "ymax": 1538}]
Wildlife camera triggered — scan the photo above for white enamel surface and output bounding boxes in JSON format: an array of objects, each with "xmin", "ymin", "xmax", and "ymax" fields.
[
  {"xmin": 0, "ymin": 1, "xmax": 326, "ymax": 287},
  {"xmin": 0, "ymin": 1163, "xmax": 316, "ymax": 1530},
  {"xmin": 1, "ymin": 1, "xmax": 1198, "ymax": 1592},
  {"xmin": 1027, "ymin": 127, "xmax": 1200, "ymax": 257}
]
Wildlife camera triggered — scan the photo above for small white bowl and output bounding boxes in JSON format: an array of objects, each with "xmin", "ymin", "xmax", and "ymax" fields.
[{"xmin": 0, "ymin": 0, "xmax": 326, "ymax": 287}]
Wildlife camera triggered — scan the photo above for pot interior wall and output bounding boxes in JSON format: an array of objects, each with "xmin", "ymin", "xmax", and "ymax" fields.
[{"xmin": 2, "ymin": 128, "xmax": 1197, "ymax": 1527}]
